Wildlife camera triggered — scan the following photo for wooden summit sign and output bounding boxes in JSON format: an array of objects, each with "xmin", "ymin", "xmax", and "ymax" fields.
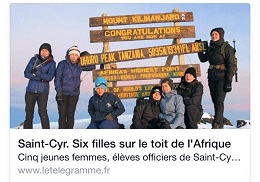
[
  {"xmin": 88, "ymin": 9, "xmax": 202, "ymax": 99},
  {"xmin": 80, "ymin": 41, "xmax": 207, "ymax": 66},
  {"xmin": 92, "ymin": 64, "xmax": 201, "ymax": 82},
  {"xmin": 89, "ymin": 12, "xmax": 194, "ymax": 27},
  {"xmin": 90, "ymin": 26, "xmax": 195, "ymax": 43}
]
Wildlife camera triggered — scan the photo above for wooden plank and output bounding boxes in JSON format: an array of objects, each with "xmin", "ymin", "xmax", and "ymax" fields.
[
  {"xmin": 89, "ymin": 12, "xmax": 194, "ymax": 27},
  {"xmin": 93, "ymin": 83, "xmax": 180, "ymax": 99},
  {"xmin": 80, "ymin": 41, "xmax": 208, "ymax": 66},
  {"xmin": 107, "ymin": 83, "xmax": 180, "ymax": 93},
  {"xmin": 92, "ymin": 64, "xmax": 201, "ymax": 81},
  {"xmin": 90, "ymin": 26, "xmax": 195, "ymax": 43}
]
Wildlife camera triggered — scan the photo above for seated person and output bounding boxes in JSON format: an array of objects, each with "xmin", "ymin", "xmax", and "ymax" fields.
[
  {"xmin": 86, "ymin": 77, "xmax": 125, "ymax": 129},
  {"xmin": 159, "ymin": 78, "xmax": 185, "ymax": 129},
  {"xmin": 177, "ymin": 67, "xmax": 203, "ymax": 129},
  {"xmin": 131, "ymin": 85, "xmax": 162, "ymax": 129}
]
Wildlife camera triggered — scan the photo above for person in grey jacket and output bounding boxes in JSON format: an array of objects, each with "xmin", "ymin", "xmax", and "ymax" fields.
[
  {"xmin": 159, "ymin": 78, "xmax": 185, "ymax": 129},
  {"xmin": 23, "ymin": 43, "xmax": 56, "ymax": 129},
  {"xmin": 54, "ymin": 46, "xmax": 96, "ymax": 129}
]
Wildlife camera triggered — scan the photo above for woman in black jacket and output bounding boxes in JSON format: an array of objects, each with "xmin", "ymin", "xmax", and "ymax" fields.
[
  {"xmin": 197, "ymin": 27, "xmax": 235, "ymax": 129},
  {"xmin": 177, "ymin": 67, "xmax": 203, "ymax": 129},
  {"xmin": 131, "ymin": 85, "xmax": 162, "ymax": 129}
]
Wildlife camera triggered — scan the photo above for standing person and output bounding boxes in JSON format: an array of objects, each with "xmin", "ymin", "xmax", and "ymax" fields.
[
  {"xmin": 87, "ymin": 77, "xmax": 125, "ymax": 129},
  {"xmin": 23, "ymin": 43, "xmax": 56, "ymax": 129},
  {"xmin": 54, "ymin": 46, "xmax": 96, "ymax": 129},
  {"xmin": 159, "ymin": 78, "xmax": 185, "ymax": 129},
  {"xmin": 197, "ymin": 27, "xmax": 235, "ymax": 129},
  {"xmin": 130, "ymin": 85, "xmax": 162, "ymax": 129},
  {"xmin": 177, "ymin": 67, "xmax": 203, "ymax": 129}
]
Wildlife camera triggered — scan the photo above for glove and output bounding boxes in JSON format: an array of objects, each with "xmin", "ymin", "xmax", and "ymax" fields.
[
  {"xmin": 195, "ymin": 39, "xmax": 201, "ymax": 42},
  {"xmin": 183, "ymin": 97, "xmax": 192, "ymax": 105},
  {"xmin": 31, "ymin": 68, "xmax": 37, "ymax": 75},
  {"xmin": 56, "ymin": 92, "xmax": 63, "ymax": 105},
  {"xmin": 224, "ymin": 82, "xmax": 232, "ymax": 92},
  {"xmin": 158, "ymin": 119, "xmax": 171, "ymax": 129},
  {"xmin": 105, "ymin": 113, "xmax": 114, "ymax": 121}
]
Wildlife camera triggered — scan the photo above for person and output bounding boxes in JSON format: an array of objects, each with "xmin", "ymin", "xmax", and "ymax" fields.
[
  {"xmin": 159, "ymin": 78, "xmax": 185, "ymax": 129},
  {"xmin": 87, "ymin": 76, "xmax": 125, "ymax": 129},
  {"xmin": 197, "ymin": 27, "xmax": 235, "ymax": 129},
  {"xmin": 176, "ymin": 67, "xmax": 203, "ymax": 129},
  {"xmin": 130, "ymin": 85, "xmax": 162, "ymax": 129},
  {"xmin": 23, "ymin": 43, "xmax": 56, "ymax": 129},
  {"xmin": 54, "ymin": 45, "xmax": 96, "ymax": 129}
]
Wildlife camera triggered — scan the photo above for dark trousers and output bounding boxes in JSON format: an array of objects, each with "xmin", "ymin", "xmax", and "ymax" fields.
[
  {"xmin": 208, "ymin": 79, "xmax": 227, "ymax": 124},
  {"xmin": 184, "ymin": 104, "xmax": 202, "ymax": 129},
  {"xmin": 87, "ymin": 120, "xmax": 119, "ymax": 129},
  {"xmin": 57, "ymin": 95, "xmax": 79, "ymax": 129},
  {"xmin": 24, "ymin": 91, "xmax": 50, "ymax": 129}
]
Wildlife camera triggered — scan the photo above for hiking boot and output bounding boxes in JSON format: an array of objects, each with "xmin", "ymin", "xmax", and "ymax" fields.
[{"xmin": 212, "ymin": 123, "xmax": 224, "ymax": 129}]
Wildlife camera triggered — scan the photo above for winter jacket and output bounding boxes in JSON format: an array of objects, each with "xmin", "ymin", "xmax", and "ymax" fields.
[
  {"xmin": 55, "ymin": 58, "xmax": 95, "ymax": 95},
  {"xmin": 198, "ymin": 28, "xmax": 235, "ymax": 83},
  {"xmin": 24, "ymin": 54, "xmax": 56, "ymax": 94},
  {"xmin": 177, "ymin": 78, "xmax": 203, "ymax": 111},
  {"xmin": 159, "ymin": 90, "xmax": 185, "ymax": 129},
  {"xmin": 88, "ymin": 92, "xmax": 125, "ymax": 122},
  {"xmin": 131, "ymin": 98, "xmax": 161, "ymax": 129}
]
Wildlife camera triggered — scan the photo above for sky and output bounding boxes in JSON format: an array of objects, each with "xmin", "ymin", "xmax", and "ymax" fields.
[
  {"xmin": 9, "ymin": 3, "xmax": 250, "ymax": 128},
  {"xmin": 1, "ymin": 1, "xmax": 260, "ymax": 182}
]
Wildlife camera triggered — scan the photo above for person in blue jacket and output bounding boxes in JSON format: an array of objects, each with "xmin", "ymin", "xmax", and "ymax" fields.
[
  {"xmin": 54, "ymin": 45, "xmax": 96, "ymax": 129},
  {"xmin": 87, "ymin": 77, "xmax": 125, "ymax": 129},
  {"xmin": 23, "ymin": 43, "xmax": 56, "ymax": 129},
  {"xmin": 159, "ymin": 78, "xmax": 186, "ymax": 129}
]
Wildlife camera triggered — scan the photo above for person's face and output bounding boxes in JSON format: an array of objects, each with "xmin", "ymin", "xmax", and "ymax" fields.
[
  {"xmin": 69, "ymin": 53, "xmax": 79, "ymax": 64},
  {"xmin": 40, "ymin": 49, "xmax": 50, "ymax": 59},
  {"xmin": 211, "ymin": 31, "xmax": 220, "ymax": 41},
  {"xmin": 185, "ymin": 73, "xmax": 195, "ymax": 83},
  {"xmin": 152, "ymin": 91, "xmax": 162, "ymax": 101},
  {"xmin": 161, "ymin": 83, "xmax": 171, "ymax": 93},
  {"xmin": 95, "ymin": 87, "xmax": 106, "ymax": 96}
]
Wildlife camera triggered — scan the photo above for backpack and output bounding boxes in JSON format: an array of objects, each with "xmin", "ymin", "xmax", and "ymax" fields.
[{"xmin": 220, "ymin": 41, "xmax": 238, "ymax": 82}]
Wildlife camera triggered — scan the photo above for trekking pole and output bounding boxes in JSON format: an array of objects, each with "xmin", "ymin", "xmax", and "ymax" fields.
[{"xmin": 233, "ymin": 39, "xmax": 238, "ymax": 82}]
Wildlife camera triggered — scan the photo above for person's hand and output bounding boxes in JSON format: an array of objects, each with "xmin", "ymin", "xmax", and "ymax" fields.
[
  {"xmin": 31, "ymin": 68, "xmax": 37, "ymax": 75},
  {"xmin": 158, "ymin": 119, "xmax": 171, "ymax": 129},
  {"xmin": 105, "ymin": 113, "xmax": 114, "ymax": 121},
  {"xmin": 224, "ymin": 82, "xmax": 232, "ymax": 92},
  {"xmin": 56, "ymin": 92, "xmax": 63, "ymax": 105},
  {"xmin": 183, "ymin": 97, "xmax": 192, "ymax": 105}
]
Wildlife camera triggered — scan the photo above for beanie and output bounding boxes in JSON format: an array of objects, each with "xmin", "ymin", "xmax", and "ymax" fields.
[
  {"xmin": 95, "ymin": 77, "xmax": 108, "ymax": 91},
  {"xmin": 161, "ymin": 78, "xmax": 174, "ymax": 90},
  {"xmin": 150, "ymin": 85, "xmax": 162, "ymax": 96},
  {"xmin": 39, "ymin": 43, "xmax": 52, "ymax": 55},
  {"xmin": 68, "ymin": 45, "xmax": 80, "ymax": 57},
  {"xmin": 184, "ymin": 67, "xmax": 197, "ymax": 79},
  {"xmin": 80, "ymin": 51, "xmax": 90, "ymax": 57}
]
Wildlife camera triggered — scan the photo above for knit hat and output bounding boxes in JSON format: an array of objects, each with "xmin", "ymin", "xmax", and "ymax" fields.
[
  {"xmin": 210, "ymin": 27, "xmax": 225, "ymax": 40},
  {"xmin": 161, "ymin": 78, "xmax": 174, "ymax": 90},
  {"xmin": 95, "ymin": 77, "xmax": 108, "ymax": 91},
  {"xmin": 184, "ymin": 67, "xmax": 197, "ymax": 79},
  {"xmin": 39, "ymin": 43, "xmax": 52, "ymax": 55},
  {"xmin": 80, "ymin": 51, "xmax": 90, "ymax": 57},
  {"xmin": 150, "ymin": 85, "xmax": 162, "ymax": 96},
  {"xmin": 68, "ymin": 45, "xmax": 80, "ymax": 57}
]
